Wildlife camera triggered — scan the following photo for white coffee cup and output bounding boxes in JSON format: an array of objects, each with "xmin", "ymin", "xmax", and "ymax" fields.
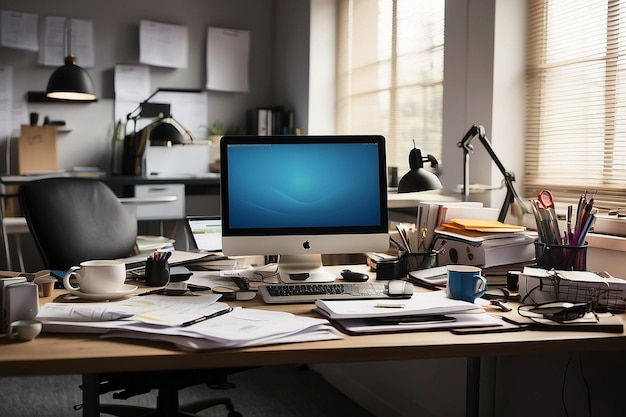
[
  {"xmin": 8, "ymin": 319, "xmax": 42, "ymax": 341},
  {"xmin": 63, "ymin": 260, "xmax": 126, "ymax": 294}
]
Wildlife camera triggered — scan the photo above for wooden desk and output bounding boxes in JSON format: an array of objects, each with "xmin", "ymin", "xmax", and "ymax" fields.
[
  {"xmin": 3, "ymin": 299, "xmax": 626, "ymax": 377},
  {"xmin": 1, "ymin": 265, "xmax": 626, "ymax": 416}
]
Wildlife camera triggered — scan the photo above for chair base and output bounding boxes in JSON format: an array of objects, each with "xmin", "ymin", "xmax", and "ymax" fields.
[
  {"xmin": 83, "ymin": 370, "xmax": 245, "ymax": 417},
  {"xmin": 99, "ymin": 391, "xmax": 242, "ymax": 417}
]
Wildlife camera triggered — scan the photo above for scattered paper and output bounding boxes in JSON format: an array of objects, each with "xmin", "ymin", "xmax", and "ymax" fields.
[
  {"xmin": 206, "ymin": 27, "xmax": 250, "ymax": 92},
  {"xmin": 40, "ymin": 16, "xmax": 94, "ymax": 67},
  {"xmin": 37, "ymin": 294, "xmax": 341, "ymax": 351},
  {"xmin": 315, "ymin": 290, "xmax": 481, "ymax": 320},
  {"xmin": 114, "ymin": 64, "xmax": 151, "ymax": 123},
  {"xmin": 1, "ymin": 10, "xmax": 39, "ymax": 51},
  {"xmin": 139, "ymin": 20, "xmax": 188, "ymax": 69},
  {"xmin": 334, "ymin": 312, "xmax": 503, "ymax": 334}
]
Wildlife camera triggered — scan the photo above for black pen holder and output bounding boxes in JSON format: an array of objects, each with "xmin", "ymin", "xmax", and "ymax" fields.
[
  {"xmin": 403, "ymin": 251, "xmax": 437, "ymax": 272},
  {"xmin": 534, "ymin": 241, "xmax": 588, "ymax": 271},
  {"xmin": 377, "ymin": 251, "xmax": 436, "ymax": 280},
  {"xmin": 145, "ymin": 257, "xmax": 170, "ymax": 287}
]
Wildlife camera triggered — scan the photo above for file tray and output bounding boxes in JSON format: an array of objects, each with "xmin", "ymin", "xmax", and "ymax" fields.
[{"xmin": 518, "ymin": 267, "xmax": 626, "ymax": 312}]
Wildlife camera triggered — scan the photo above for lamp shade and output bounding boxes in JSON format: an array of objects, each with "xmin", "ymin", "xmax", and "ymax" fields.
[
  {"xmin": 46, "ymin": 55, "xmax": 97, "ymax": 101},
  {"xmin": 397, "ymin": 147, "xmax": 443, "ymax": 192},
  {"xmin": 149, "ymin": 120, "xmax": 185, "ymax": 146}
]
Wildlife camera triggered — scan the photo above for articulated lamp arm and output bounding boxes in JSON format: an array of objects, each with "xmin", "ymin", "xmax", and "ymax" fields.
[{"xmin": 457, "ymin": 125, "xmax": 528, "ymax": 222}]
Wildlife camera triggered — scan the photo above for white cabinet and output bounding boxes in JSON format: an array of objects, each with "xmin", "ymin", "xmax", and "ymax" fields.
[{"xmin": 123, "ymin": 184, "xmax": 186, "ymax": 221}]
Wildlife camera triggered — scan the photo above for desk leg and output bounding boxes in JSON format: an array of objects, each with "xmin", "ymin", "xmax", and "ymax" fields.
[
  {"xmin": 466, "ymin": 356, "xmax": 480, "ymax": 417},
  {"xmin": 81, "ymin": 374, "xmax": 100, "ymax": 417}
]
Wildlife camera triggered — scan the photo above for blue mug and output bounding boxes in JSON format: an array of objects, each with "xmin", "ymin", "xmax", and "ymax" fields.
[{"xmin": 446, "ymin": 265, "xmax": 487, "ymax": 303}]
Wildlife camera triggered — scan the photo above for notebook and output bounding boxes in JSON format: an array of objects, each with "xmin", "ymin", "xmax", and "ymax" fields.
[{"xmin": 186, "ymin": 216, "xmax": 222, "ymax": 252}]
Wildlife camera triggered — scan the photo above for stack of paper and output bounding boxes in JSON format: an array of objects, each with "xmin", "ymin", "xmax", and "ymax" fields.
[
  {"xmin": 36, "ymin": 294, "xmax": 341, "ymax": 351},
  {"xmin": 314, "ymin": 291, "xmax": 502, "ymax": 334},
  {"xmin": 518, "ymin": 267, "xmax": 626, "ymax": 312},
  {"xmin": 433, "ymin": 218, "xmax": 535, "ymax": 268}
]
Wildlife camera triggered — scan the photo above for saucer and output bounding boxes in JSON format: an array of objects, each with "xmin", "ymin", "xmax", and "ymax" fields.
[{"xmin": 67, "ymin": 284, "xmax": 138, "ymax": 301}]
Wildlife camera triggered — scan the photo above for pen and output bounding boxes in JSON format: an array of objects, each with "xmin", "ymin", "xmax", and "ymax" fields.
[
  {"xmin": 395, "ymin": 224, "xmax": 412, "ymax": 252},
  {"xmin": 389, "ymin": 236, "xmax": 407, "ymax": 252},
  {"xmin": 566, "ymin": 205, "xmax": 573, "ymax": 244},
  {"xmin": 136, "ymin": 288, "xmax": 167, "ymax": 296},
  {"xmin": 181, "ymin": 306, "xmax": 233, "ymax": 327}
]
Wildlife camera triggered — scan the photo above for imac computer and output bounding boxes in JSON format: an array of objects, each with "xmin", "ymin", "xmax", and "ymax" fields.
[{"xmin": 220, "ymin": 135, "xmax": 389, "ymax": 283}]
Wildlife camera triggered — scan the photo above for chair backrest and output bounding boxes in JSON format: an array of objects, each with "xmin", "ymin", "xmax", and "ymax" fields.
[{"xmin": 19, "ymin": 177, "xmax": 137, "ymax": 270}]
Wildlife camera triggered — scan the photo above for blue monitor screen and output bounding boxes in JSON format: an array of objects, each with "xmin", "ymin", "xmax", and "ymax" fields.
[{"xmin": 221, "ymin": 136, "xmax": 387, "ymax": 235}]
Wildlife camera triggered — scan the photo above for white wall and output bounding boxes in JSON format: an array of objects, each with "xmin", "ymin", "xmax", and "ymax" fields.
[
  {"xmin": 440, "ymin": 0, "xmax": 527, "ymax": 214},
  {"xmin": 1, "ymin": 0, "xmax": 311, "ymax": 173}
]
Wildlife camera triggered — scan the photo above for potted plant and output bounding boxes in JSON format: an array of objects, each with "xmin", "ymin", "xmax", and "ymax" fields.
[{"xmin": 206, "ymin": 121, "xmax": 225, "ymax": 143}]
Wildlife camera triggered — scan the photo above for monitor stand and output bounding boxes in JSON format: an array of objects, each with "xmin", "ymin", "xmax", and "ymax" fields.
[{"xmin": 277, "ymin": 254, "xmax": 336, "ymax": 283}]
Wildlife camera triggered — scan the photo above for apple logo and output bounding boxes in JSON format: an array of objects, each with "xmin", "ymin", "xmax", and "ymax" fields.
[{"xmin": 302, "ymin": 240, "xmax": 311, "ymax": 250}]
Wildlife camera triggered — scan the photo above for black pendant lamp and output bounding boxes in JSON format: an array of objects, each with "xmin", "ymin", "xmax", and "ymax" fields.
[{"xmin": 46, "ymin": 19, "xmax": 97, "ymax": 101}]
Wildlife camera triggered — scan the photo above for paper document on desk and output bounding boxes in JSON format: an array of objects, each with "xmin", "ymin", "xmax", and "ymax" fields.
[
  {"xmin": 37, "ymin": 294, "xmax": 341, "ymax": 350},
  {"xmin": 332, "ymin": 311, "xmax": 503, "ymax": 335},
  {"xmin": 518, "ymin": 267, "xmax": 626, "ymax": 311},
  {"xmin": 37, "ymin": 293, "xmax": 223, "ymax": 327},
  {"xmin": 102, "ymin": 308, "xmax": 340, "ymax": 350},
  {"xmin": 315, "ymin": 290, "xmax": 481, "ymax": 320}
]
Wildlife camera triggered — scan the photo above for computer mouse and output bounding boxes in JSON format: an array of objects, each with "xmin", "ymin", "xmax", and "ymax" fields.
[
  {"xmin": 341, "ymin": 269, "xmax": 369, "ymax": 282},
  {"xmin": 387, "ymin": 280, "xmax": 414, "ymax": 298}
]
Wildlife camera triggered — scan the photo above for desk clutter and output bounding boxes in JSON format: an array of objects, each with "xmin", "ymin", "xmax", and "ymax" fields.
[
  {"xmin": 3, "ymin": 230, "xmax": 626, "ymax": 351},
  {"xmin": 36, "ymin": 295, "xmax": 341, "ymax": 351},
  {"xmin": 401, "ymin": 201, "xmax": 537, "ymax": 271}
]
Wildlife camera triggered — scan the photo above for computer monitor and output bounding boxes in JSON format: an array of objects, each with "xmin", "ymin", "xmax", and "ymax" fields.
[{"xmin": 220, "ymin": 135, "xmax": 389, "ymax": 283}]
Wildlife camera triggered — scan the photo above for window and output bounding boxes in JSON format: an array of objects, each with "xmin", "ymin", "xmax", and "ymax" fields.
[
  {"xmin": 525, "ymin": 0, "xmax": 626, "ymax": 208},
  {"xmin": 335, "ymin": 0, "xmax": 445, "ymax": 173}
]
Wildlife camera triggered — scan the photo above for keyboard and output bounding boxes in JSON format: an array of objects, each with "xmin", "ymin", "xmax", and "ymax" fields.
[{"xmin": 259, "ymin": 282, "xmax": 388, "ymax": 304}]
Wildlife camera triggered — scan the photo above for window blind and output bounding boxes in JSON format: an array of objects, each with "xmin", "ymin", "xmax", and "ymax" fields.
[
  {"xmin": 336, "ymin": 0, "xmax": 445, "ymax": 172},
  {"xmin": 525, "ymin": 0, "xmax": 626, "ymax": 209}
]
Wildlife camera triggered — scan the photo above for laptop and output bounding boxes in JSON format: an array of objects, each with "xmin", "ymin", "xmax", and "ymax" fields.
[
  {"xmin": 186, "ymin": 216, "xmax": 223, "ymax": 252},
  {"xmin": 113, "ymin": 217, "xmax": 225, "ymax": 275}
]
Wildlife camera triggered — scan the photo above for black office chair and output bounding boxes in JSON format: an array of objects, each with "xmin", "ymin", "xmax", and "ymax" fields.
[
  {"xmin": 19, "ymin": 177, "xmax": 137, "ymax": 270},
  {"xmin": 19, "ymin": 177, "xmax": 242, "ymax": 417}
]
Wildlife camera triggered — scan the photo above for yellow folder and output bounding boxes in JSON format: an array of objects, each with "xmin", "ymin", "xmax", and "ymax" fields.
[{"xmin": 443, "ymin": 218, "xmax": 526, "ymax": 233}]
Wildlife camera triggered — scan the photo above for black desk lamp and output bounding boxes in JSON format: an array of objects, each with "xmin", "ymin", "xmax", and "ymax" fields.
[
  {"xmin": 126, "ymin": 89, "xmax": 194, "ymax": 146},
  {"xmin": 46, "ymin": 18, "xmax": 97, "ymax": 101},
  {"xmin": 397, "ymin": 144, "xmax": 443, "ymax": 193},
  {"xmin": 457, "ymin": 124, "xmax": 529, "ymax": 222}
]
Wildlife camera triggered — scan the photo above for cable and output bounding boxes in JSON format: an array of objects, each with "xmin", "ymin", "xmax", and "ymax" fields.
[
  {"xmin": 562, "ymin": 354, "xmax": 593, "ymax": 417},
  {"xmin": 562, "ymin": 354, "xmax": 572, "ymax": 417},
  {"xmin": 578, "ymin": 354, "xmax": 592, "ymax": 417}
]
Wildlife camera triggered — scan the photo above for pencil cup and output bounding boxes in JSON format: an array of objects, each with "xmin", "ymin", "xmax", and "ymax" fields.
[
  {"xmin": 145, "ymin": 257, "xmax": 170, "ymax": 287},
  {"xmin": 403, "ymin": 251, "xmax": 437, "ymax": 272},
  {"xmin": 534, "ymin": 241, "xmax": 588, "ymax": 271}
]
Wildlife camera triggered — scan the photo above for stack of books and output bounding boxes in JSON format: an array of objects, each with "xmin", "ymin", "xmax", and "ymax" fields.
[{"xmin": 246, "ymin": 106, "xmax": 296, "ymax": 135}]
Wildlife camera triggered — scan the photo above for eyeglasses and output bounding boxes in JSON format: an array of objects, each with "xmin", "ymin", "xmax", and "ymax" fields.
[{"xmin": 518, "ymin": 301, "xmax": 592, "ymax": 323}]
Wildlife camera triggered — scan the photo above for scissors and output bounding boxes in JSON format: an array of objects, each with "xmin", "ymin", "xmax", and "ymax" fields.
[
  {"xmin": 538, "ymin": 189, "xmax": 554, "ymax": 210},
  {"xmin": 538, "ymin": 190, "xmax": 561, "ymax": 244}
]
